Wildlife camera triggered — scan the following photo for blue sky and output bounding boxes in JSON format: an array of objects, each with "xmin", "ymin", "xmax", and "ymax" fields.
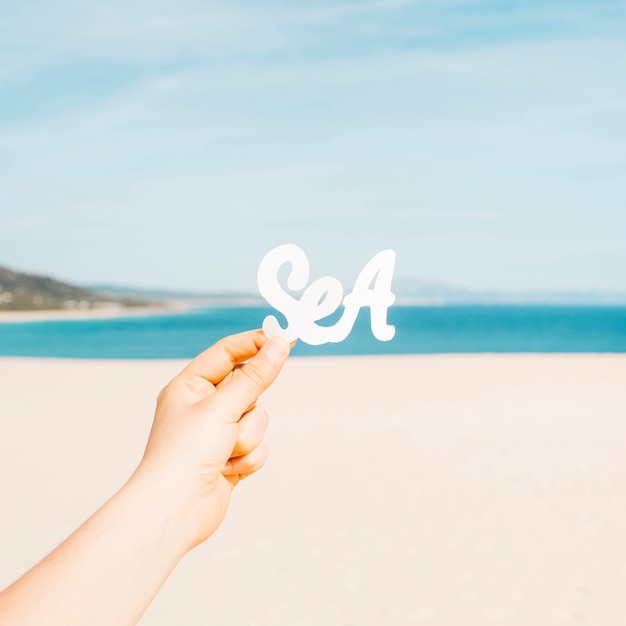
[{"xmin": 1, "ymin": 0, "xmax": 625, "ymax": 292}]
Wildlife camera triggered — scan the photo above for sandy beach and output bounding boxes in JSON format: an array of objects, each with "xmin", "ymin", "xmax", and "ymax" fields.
[{"xmin": 0, "ymin": 354, "xmax": 625, "ymax": 625}]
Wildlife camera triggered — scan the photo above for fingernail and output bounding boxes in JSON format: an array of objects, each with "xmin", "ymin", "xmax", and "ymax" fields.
[{"xmin": 264, "ymin": 335, "xmax": 289, "ymax": 361}]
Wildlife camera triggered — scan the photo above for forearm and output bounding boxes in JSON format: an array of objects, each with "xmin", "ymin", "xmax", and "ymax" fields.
[
  {"xmin": 0, "ymin": 331, "xmax": 287, "ymax": 626},
  {"xmin": 0, "ymin": 466, "xmax": 192, "ymax": 626}
]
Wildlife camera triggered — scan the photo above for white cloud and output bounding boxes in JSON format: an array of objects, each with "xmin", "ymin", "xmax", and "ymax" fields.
[
  {"xmin": 2, "ymin": 0, "xmax": 620, "ymax": 79},
  {"xmin": 0, "ymin": 1, "xmax": 283, "ymax": 79}
]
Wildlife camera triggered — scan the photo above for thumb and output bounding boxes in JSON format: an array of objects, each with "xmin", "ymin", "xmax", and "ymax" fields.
[{"xmin": 208, "ymin": 335, "xmax": 290, "ymax": 422}]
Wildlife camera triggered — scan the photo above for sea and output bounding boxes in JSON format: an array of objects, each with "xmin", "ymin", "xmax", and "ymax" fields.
[{"xmin": 0, "ymin": 305, "xmax": 625, "ymax": 358}]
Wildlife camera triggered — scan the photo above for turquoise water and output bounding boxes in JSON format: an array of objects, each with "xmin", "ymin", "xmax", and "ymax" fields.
[{"xmin": 0, "ymin": 305, "xmax": 625, "ymax": 358}]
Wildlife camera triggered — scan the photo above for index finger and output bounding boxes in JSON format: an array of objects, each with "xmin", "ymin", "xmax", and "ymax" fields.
[{"xmin": 179, "ymin": 329, "xmax": 268, "ymax": 386}]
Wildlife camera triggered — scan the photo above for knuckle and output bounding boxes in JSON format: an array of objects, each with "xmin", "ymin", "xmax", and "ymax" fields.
[
  {"xmin": 251, "ymin": 460, "xmax": 265, "ymax": 472},
  {"xmin": 254, "ymin": 453, "xmax": 268, "ymax": 472},
  {"xmin": 241, "ymin": 442, "xmax": 269, "ymax": 473},
  {"xmin": 247, "ymin": 405, "xmax": 269, "ymax": 428},
  {"xmin": 235, "ymin": 432, "xmax": 253, "ymax": 456},
  {"xmin": 247, "ymin": 458, "xmax": 263, "ymax": 473},
  {"xmin": 255, "ymin": 405, "xmax": 269, "ymax": 426},
  {"xmin": 156, "ymin": 384, "xmax": 171, "ymax": 404},
  {"xmin": 216, "ymin": 336, "xmax": 238, "ymax": 363},
  {"xmin": 255, "ymin": 441, "xmax": 269, "ymax": 468},
  {"xmin": 214, "ymin": 336, "xmax": 229, "ymax": 351},
  {"xmin": 239, "ymin": 361, "xmax": 267, "ymax": 388},
  {"xmin": 234, "ymin": 408, "xmax": 269, "ymax": 456}
]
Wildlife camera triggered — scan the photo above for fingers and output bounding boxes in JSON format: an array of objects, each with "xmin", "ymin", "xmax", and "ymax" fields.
[
  {"xmin": 206, "ymin": 335, "xmax": 290, "ymax": 424},
  {"xmin": 222, "ymin": 406, "xmax": 269, "ymax": 480},
  {"xmin": 179, "ymin": 329, "xmax": 268, "ymax": 387},
  {"xmin": 222, "ymin": 440, "xmax": 269, "ymax": 477},
  {"xmin": 215, "ymin": 362, "xmax": 244, "ymax": 391},
  {"xmin": 223, "ymin": 406, "xmax": 270, "ymax": 483},
  {"xmin": 230, "ymin": 405, "xmax": 269, "ymax": 457}
]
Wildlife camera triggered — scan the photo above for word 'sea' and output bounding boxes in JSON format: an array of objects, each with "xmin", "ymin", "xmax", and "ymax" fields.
[{"xmin": 257, "ymin": 244, "xmax": 396, "ymax": 346}]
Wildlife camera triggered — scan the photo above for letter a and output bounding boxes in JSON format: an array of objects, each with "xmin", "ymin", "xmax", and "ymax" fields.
[{"xmin": 341, "ymin": 250, "xmax": 396, "ymax": 341}]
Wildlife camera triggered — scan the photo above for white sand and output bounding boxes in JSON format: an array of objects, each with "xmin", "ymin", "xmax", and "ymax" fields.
[{"xmin": 0, "ymin": 354, "xmax": 625, "ymax": 625}]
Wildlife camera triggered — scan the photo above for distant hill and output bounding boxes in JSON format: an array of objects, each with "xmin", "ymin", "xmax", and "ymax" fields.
[{"xmin": 0, "ymin": 266, "xmax": 146, "ymax": 311}]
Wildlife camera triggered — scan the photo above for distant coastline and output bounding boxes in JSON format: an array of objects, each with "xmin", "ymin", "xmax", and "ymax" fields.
[
  {"xmin": 2, "ymin": 262, "xmax": 626, "ymax": 321},
  {"xmin": 3, "ymin": 298, "xmax": 626, "ymax": 325},
  {"xmin": 0, "ymin": 303, "xmax": 188, "ymax": 324},
  {"xmin": 0, "ymin": 296, "xmax": 271, "ymax": 324}
]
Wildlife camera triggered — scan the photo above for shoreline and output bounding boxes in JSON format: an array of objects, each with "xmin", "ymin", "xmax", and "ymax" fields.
[
  {"xmin": 0, "ymin": 303, "xmax": 189, "ymax": 324},
  {"xmin": 0, "ymin": 298, "xmax": 271, "ymax": 324}
]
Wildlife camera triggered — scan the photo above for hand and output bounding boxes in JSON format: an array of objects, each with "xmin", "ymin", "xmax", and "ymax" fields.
[
  {"xmin": 137, "ymin": 329, "xmax": 290, "ymax": 550},
  {"xmin": 0, "ymin": 329, "xmax": 291, "ymax": 626}
]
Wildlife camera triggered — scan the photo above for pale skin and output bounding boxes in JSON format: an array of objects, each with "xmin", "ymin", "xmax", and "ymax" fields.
[{"xmin": 0, "ymin": 329, "xmax": 291, "ymax": 626}]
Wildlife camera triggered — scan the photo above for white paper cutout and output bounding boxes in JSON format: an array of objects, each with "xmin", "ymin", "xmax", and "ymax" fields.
[{"xmin": 257, "ymin": 243, "xmax": 396, "ymax": 345}]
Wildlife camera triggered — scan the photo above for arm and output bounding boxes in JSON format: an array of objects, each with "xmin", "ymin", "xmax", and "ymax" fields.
[{"xmin": 0, "ymin": 330, "xmax": 290, "ymax": 626}]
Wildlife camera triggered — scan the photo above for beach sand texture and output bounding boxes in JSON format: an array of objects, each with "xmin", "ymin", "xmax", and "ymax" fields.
[{"xmin": 1, "ymin": 354, "xmax": 625, "ymax": 625}]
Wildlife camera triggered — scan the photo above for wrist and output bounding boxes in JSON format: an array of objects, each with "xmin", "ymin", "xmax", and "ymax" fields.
[
  {"xmin": 130, "ymin": 456, "xmax": 230, "ymax": 553},
  {"xmin": 125, "ymin": 461, "xmax": 202, "ymax": 558}
]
